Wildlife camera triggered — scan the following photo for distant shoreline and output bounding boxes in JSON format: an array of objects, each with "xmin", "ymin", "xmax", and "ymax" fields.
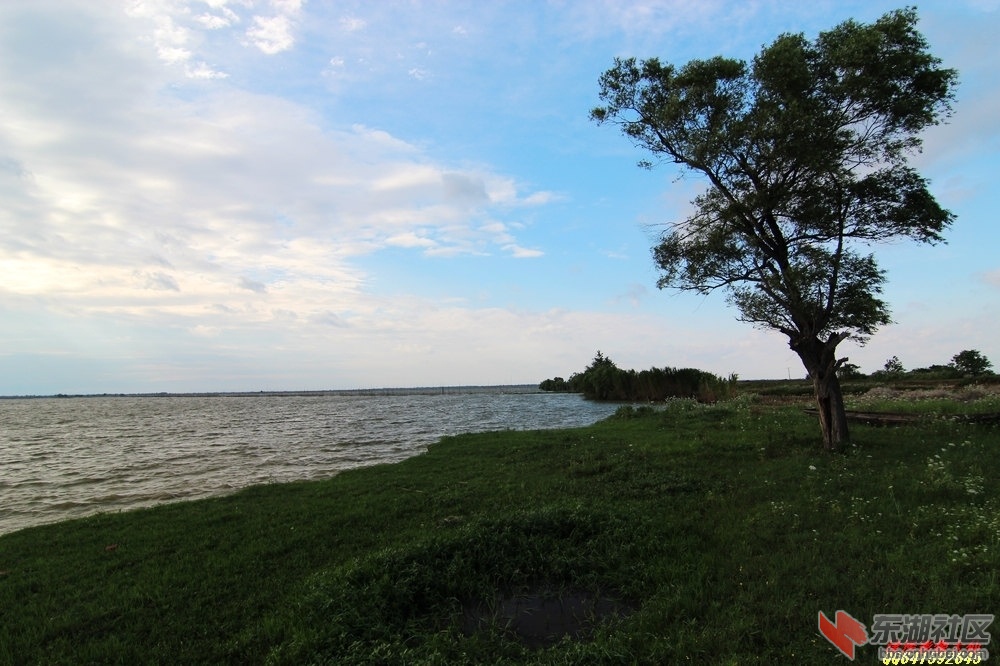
[{"xmin": 0, "ymin": 384, "xmax": 543, "ymax": 400}]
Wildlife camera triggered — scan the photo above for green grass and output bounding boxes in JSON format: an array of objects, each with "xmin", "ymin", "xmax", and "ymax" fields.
[{"xmin": 1, "ymin": 396, "xmax": 997, "ymax": 664}]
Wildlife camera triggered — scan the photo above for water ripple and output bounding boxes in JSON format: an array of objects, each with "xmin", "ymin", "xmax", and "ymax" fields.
[{"xmin": 0, "ymin": 391, "xmax": 618, "ymax": 535}]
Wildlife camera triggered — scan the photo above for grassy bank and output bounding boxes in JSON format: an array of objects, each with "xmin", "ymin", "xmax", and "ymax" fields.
[{"xmin": 1, "ymin": 396, "xmax": 997, "ymax": 664}]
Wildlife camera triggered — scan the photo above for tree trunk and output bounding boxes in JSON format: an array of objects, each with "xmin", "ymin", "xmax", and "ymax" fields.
[{"xmin": 791, "ymin": 336, "xmax": 851, "ymax": 450}]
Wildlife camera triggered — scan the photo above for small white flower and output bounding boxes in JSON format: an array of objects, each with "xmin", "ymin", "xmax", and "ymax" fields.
[{"xmin": 808, "ymin": 465, "xmax": 817, "ymax": 471}]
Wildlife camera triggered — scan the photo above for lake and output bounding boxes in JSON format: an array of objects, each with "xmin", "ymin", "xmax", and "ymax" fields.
[{"xmin": 0, "ymin": 389, "xmax": 620, "ymax": 535}]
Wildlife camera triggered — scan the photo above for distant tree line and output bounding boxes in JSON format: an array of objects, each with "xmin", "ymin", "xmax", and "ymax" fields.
[
  {"xmin": 840, "ymin": 349, "xmax": 995, "ymax": 380},
  {"xmin": 540, "ymin": 351, "xmax": 738, "ymax": 402}
]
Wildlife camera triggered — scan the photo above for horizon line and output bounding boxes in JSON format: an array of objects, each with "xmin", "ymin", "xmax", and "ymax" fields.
[{"xmin": 0, "ymin": 384, "xmax": 548, "ymax": 400}]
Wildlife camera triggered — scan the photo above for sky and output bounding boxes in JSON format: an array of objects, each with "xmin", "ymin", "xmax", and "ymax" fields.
[{"xmin": 1, "ymin": 0, "xmax": 998, "ymax": 394}]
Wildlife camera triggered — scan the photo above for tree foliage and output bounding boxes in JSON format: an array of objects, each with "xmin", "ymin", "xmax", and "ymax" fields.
[
  {"xmin": 950, "ymin": 350, "xmax": 994, "ymax": 377},
  {"xmin": 837, "ymin": 362, "xmax": 864, "ymax": 379},
  {"xmin": 539, "ymin": 351, "xmax": 736, "ymax": 402},
  {"xmin": 592, "ymin": 8, "xmax": 957, "ymax": 448},
  {"xmin": 883, "ymin": 355, "xmax": 905, "ymax": 376}
]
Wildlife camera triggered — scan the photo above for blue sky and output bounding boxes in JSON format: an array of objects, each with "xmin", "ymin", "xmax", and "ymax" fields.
[{"xmin": 1, "ymin": 0, "xmax": 998, "ymax": 394}]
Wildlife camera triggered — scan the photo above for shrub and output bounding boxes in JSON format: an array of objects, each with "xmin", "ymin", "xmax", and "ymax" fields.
[{"xmin": 544, "ymin": 352, "xmax": 737, "ymax": 402}]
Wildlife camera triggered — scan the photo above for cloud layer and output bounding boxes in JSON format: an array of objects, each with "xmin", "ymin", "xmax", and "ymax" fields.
[{"xmin": 1, "ymin": 0, "xmax": 998, "ymax": 393}]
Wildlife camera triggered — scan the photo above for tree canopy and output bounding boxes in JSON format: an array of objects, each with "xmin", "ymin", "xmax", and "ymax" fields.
[
  {"xmin": 592, "ymin": 8, "xmax": 957, "ymax": 448},
  {"xmin": 950, "ymin": 350, "xmax": 993, "ymax": 377}
]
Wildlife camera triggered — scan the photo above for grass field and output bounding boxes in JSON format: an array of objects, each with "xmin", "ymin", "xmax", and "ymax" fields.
[{"xmin": 1, "ymin": 391, "xmax": 997, "ymax": 664}]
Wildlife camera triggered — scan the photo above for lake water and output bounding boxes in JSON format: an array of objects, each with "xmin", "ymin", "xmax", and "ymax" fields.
[{"xmin": 0, "ymin": 389, "xmax": 620, "ymax": 536}]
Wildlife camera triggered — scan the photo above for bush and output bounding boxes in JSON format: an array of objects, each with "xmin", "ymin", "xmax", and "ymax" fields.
[
  {"xmin": 542, "ymin": 352, "xmax": 737, "ymax": 402},
  {"xmin": 612, "ymin": 405, "xmax": 657, "ymax": 419},
  {"xmin": 539, "ymin": 376, "xmax": 571, "ymax": 392}
]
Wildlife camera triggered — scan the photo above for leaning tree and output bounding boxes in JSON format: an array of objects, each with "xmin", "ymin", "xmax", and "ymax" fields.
[{"xmin": 592, "ymin": 8, "xmax": 957, "ymax": 449}]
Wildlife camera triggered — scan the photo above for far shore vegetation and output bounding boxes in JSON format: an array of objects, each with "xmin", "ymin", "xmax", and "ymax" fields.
[
  {"xmin": 1, "ymin": 374, "xmax": 998, "ymax": 663},
  {"xmin": 538, "ymin": 351, "xmax": 738, "ymax": 402},
  {"xmin": 540, "ymin": 349, "xmax": 997, "ymax": 406}
]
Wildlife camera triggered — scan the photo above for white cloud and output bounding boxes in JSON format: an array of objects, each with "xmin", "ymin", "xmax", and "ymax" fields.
[
  {"xmin": 350, "ymin": 124, "xmax": 420, "ymax": 153},
  {"xmin": 195, "ymin": 9, "xmax": 239, "ymax": 30},
  {"xmin": 157, "ymin": 45, "xmax": 192, "ymax": 64},
  {"xmin": 186, "ymin": 61, "xmax": 229, "ymax": 79},
  {"xmin": 246, "ymin": 14, "xmax": 295, "ymax": 54},
  {"xmin": 126, "ymin": 0, "xmax": 304, "ymax": 68},
  {"xmin": 272, "ymin": 0, "xmax": 304, "ymax": 14},
  {"xmin": 479, "ymin": 221, "xmax": 510, "ymax": 237},
  {"xmin": 149, "ymin": 12, "xmax": 192, "ymax": 63},
  {"xmin": 520, "ymin": 191, "xmax": 562, "ymax": 206},
  {"xmin": 0, "ymin": 4, "xmax": 553, "ymax": 359},
  {"xmin": 190, "ymin": 324, "xmax": 221, "ymax": 337},
  {"xmin": 371, "ymin": 164, "xmax": 442, "ymax": 192},
  {"xmin": 504, "ymin": 245, "xmax": 544, "ymax": 258},
  {"xmin": 385, "ymin": 232, "xmax": 437, "ymax": 249}
]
